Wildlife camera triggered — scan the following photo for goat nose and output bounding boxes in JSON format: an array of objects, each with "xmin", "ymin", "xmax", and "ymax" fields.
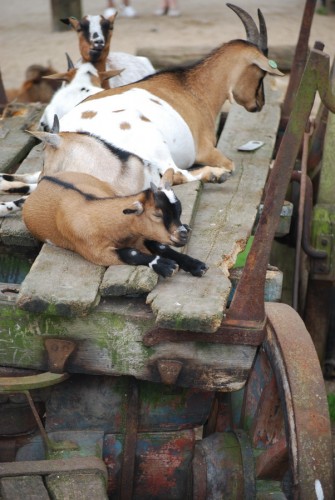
[
  {"xmin": 179, "ymin": 224, "xmax": 190, "ymax": 235},
  {"xmin": 92, "ymin": 38, "xmax": 104, "ymax": 49}
]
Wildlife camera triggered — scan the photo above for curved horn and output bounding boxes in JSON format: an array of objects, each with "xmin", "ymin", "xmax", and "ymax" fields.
[
  {"xmin": 257, "ymin": 9, "xmax": 268, "ymax": 56},
  {"xmin": 65, "ymin": 52, "xmax": 75, "ymax": 70},
  {"xmin": 226, "ymin": 3, "xmax": 259, "ymax": 46}
]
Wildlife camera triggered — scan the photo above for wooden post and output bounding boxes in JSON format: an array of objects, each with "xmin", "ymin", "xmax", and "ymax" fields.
[
  {"xmin": 50, "ymin": 0, "xmax": 82, "ymax": 32},
  {"xmin": 0, "ymin": 69, "xmax": 8, "ymax": 110}
]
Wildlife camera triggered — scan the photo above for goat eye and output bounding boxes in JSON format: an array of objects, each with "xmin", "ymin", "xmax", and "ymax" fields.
[{"xmin": 153, "ymin": 212, "xmax": 163, "ymax": 219}]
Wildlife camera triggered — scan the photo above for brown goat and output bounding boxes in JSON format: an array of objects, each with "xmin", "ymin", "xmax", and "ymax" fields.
[
  {"xmin": 61, "ymin": 13, "xmax": 155, "ymax": 89},
  {"xmin": 22, "ymin": 171, "xmax": 208, "ymax": 277},
  {"xmin": 6, "ymin": 64, "xmax": 61, "ymax": 103}
]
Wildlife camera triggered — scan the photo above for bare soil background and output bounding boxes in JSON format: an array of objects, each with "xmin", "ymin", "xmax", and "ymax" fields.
[{"xmin": 0, "ymin": 0, "xmax": 334, "ymax": 92}]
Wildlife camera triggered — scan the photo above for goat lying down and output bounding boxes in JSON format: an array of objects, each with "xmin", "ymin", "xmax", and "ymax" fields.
[
  {"xmin": 22, "ymin": 171, "xmax": 208, "ymax": 278},
  {"xmin": 61, "ymin": 12, "xmax": 155, "ymax": 89},
  {"xmin": 0, "ymin": 4, "xmax": 284, "ymax": 215}
]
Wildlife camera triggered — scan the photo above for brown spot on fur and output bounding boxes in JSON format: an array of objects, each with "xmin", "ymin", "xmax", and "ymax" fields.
[
  {"xmin": 150, "ymin": 98, "xmax": 162, "ymax": 105},
  {"xmin": 81, "ymin": 111, "xmax": 97, "ymax": 119},
  {"xmin": 113, "ymin": 109, "xmax": 125, "ymax": 113},
  {"xmin": 140, "ymin": 115, "xmax": 151, "ymax": 122},
  {"xmin": 120, "ymin": 121, "xmax": 131, "ymax": 130}
]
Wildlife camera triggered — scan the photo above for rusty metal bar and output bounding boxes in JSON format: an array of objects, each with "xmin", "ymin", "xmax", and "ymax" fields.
[
  {"xmin": 120, "ymin": 377, "xmax": 139, "ymax": 500},
  {"xmin": 225, "ymin": 45, "xmax": 335, "ymax": 326}
]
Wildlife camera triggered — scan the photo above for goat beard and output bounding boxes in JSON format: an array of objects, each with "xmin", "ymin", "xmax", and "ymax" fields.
[{"xmin": 89, "ymin": 49, "xmax": 103, "ymax": 63}]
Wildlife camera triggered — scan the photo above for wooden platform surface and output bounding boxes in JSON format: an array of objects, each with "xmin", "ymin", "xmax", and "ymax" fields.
[{"xmin": 0, "ymin": 80, "xmax": 283, "ymax": 389}]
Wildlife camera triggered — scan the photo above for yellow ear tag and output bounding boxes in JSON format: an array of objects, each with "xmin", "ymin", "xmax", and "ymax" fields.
[{"xmin": 268, "ymin": 59, "xmax": 278, "ymax": 69}]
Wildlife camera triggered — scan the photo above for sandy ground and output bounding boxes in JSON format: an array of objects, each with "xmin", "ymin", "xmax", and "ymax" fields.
[{"xmin": 0, "ymin": 0, "xmax": 335, "ymax": 92}]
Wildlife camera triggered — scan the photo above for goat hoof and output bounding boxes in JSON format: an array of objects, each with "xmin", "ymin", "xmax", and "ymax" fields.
[
  {"xmin": 217, "ymin": 172, "xmax": 231, "ymax": 184},
  {"xmin": 191, "ymin": 261, "xmax": 209, "ymax": 277},
  {"xmin": 153, "ymin": 257, "xmax": 179, "ymax": 277}
]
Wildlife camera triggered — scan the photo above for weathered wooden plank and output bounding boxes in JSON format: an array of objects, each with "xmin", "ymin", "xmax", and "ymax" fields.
[
  {"xmin": 14, "ymin": 179, "xmax": 201, "ymax": 314},
  {"xmin": 0, "ymin": 299, "xmax": 255, "ymax": 390},
  {"xmin": 16, "ymin": 244, "xmax": 105, "ymax": 316},
  {"xmin": 0, "ymin": 144, "xmax": 43, "ymax": 248},
  {"xmin": 46, "ymin": 472, "xmax": 108, "ymax": 500},
  {"xmin": 147, "ymin": 81, "xmax": 282, "ymax": 332},
  {"xmin": 1, "ymin": 475, "xmax": 50, "ymax": 500},
  {"xmin": 0, "ymin": 457, "xmax": 107, "ymax": 481},
  {"xmin": 0, "ymin": 104, "xmax": 42, "ymax": 173}
]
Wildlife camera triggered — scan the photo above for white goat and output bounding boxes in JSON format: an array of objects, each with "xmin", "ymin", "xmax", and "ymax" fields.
[
  {"xmin": 39, "ymin": 61, "xmax": 123, "ymax": 131},
  {"xmin": 61, "ymin": 13, "xmax": 155, "ymax": 89},
  {"xmin": 0, "ymin": 4, "xmax": 284, "ymax": 216}
]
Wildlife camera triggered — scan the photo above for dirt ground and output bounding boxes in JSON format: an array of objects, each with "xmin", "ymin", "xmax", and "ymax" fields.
[{"xmin": 0, "ymin": 0, "xmax": 335, "ymax": 92}]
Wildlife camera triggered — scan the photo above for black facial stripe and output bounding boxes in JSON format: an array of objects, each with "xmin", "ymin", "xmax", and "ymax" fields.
[
  {"xmin": 154, "ymin": 191, "xmax": 182, "ymax": 230},
  {"xmin": 80, "ymin": 21, "xmax": 90, "ymax": 43}
]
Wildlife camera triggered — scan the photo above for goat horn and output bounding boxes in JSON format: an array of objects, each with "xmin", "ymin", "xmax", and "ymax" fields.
[
  {"xmin": 51, "ymin": 115, "xmax": 60, "ymax": 134},
  {"xmin": 65, "ymin": 52, "xmax": 75, "ymax": 70},
  {"xmin": 257, "ymin": 9, "xmax": 268, "ymax": 56},
  {"xmin": 226, "ymin": 3, "xmax": 259, "ymax": 46}
]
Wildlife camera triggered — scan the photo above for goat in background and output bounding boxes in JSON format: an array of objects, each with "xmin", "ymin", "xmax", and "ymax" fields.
[{"xmin": 61, "ymin": 12, "xmax": 155, "ymax": 89}]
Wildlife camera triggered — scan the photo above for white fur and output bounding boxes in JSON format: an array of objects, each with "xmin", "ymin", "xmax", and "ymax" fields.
[
  {"xmin": 59, "ymin": 88, "xmax": 197, "ymax": 184},
  {"xmin": 39, "ymin": 63, "xmax": 103, "ymax": 131},
  {"xmin": 76, "ymin": 53, "xmax": 154, "ymax": 88}
]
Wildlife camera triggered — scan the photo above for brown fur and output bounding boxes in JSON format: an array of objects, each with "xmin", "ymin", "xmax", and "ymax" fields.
[
  {"xmin": 22, "ymin": 170, "xmax": 184, "ymax": 267},
  {"xmin": 6, "ymin": 64, "xmax": 61, "ymax": 103}
]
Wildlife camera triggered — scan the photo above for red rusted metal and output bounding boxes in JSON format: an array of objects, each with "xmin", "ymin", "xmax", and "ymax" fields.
[
  {"xmin": 264, "ymin": 303, "xmax": 334, "ymax": 499},
  {"xmin": 120, "ymin": 377, "xmax": 139, "ymax": 500},
  {"xmin": 143, "ymin": 324, "xmax": 265, "ymax": 347},
  {"xmin": 44, "ymin": 338, "xmax": 76, "ymax": 373}
]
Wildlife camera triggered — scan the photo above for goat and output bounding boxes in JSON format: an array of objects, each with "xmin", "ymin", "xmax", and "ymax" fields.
[
  {"xmin": 6, "ymin": 64, "xmax": 61, "ymax": 103},
  {"xmin": 0, "ymin": 4, "xmax": 284, "ymax": 214},
  {"xmin": 22, "ymin": 170, "xmax": 208, "ymax": 278},
  {"xmin": 61, "ymin": 12, "xmax": 155, "ymax": 89},
  {"xmin": 39, "ymin": 59, "xmax": 123, "ymax": 131}
]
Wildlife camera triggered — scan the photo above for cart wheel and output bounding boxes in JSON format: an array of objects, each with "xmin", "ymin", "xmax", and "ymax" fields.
[{"xmin": 201, "ymin": 303, "xmax": 334, "ymax": 499}]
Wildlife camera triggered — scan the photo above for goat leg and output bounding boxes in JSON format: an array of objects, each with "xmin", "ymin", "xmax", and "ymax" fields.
[
  {"xmin": 116, "ymin": 247, "xmax": 179, "ymax": 278},
  {"xmin": 144, "ymin": 240, "xmax": 208, "ymax": 277}
]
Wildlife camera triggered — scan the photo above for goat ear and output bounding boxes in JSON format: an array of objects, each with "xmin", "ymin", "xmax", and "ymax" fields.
[
  {"xmin": 99, "ymin": 68, "xmax": 124, "ymax": 81},
  {"xmin": 42, "ymin": 70, "xmax": 74, "ymax": 83},
  {"xmin": 26, "ymin": 130, "xmax": 62, "ymax": 149},
  {"xmin": 253, "ymin": 55, "xmax": 284, "ymax": 76},
  {"xmin": 160, "ymin": 168, "xmax": 174, "ymax": 189},
  {"xmin": 123, "ymin": 201, "xmax": 144, "ymax": 215},
  {"xmin": 60, "ymin": 17, "xmax": 80, "ymax": 31}
]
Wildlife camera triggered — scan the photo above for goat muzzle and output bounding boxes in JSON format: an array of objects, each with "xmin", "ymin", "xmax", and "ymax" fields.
[{"xmin": 170, "ymin": 225, "xmax": 190, "ymax": 247}]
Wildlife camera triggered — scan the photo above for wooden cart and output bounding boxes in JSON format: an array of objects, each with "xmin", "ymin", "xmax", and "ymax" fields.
[{"xmin": 0, "ymin": 41, "xmax": 334, "ymax": 499}]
